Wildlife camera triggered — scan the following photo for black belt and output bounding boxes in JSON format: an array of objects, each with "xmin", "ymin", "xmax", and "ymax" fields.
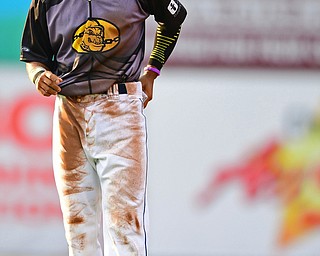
[{"xmin": 118, "ymin": 83, "xmax": 127, "ymax": 94}]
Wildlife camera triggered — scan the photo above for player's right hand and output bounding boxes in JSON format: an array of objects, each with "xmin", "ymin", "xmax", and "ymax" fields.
[{"xmin": 35, "ymin": 71, "xmax": 62, "ymax": 97}]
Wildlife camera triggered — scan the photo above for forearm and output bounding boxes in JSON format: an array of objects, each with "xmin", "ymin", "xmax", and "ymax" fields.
[{"xmin": 148, "ymin": 24, "xmax": 182, "ymax": 70}]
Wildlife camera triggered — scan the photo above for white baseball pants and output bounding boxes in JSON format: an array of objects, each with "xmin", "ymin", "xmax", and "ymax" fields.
[{"xmin": 52, "ymin": 82, "xmax": 148, "ymax": 256}]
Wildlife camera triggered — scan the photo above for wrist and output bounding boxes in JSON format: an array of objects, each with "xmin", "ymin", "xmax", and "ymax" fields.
[
  {"xmin": 29, "ymin": 66, "xmax": 46, "ymax": 84},
  {"xmin": 144, "ymin": 66, "xmax": 160, "ymax": 77}
]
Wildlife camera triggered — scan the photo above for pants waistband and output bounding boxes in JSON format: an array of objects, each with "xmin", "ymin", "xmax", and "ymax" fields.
[{"xmin": 66, "ymin": 82, "xmax": 142, "ymax": 103}]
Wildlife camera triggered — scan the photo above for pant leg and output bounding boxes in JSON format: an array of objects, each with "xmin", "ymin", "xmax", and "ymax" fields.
[
  {"xmin": 53, "ymin": 81, "xmax": 149, "ymax": 256},
  {"xmin": 52, "ymin": 95, "xmax": 104, "ymax": 256},
  {"xmin": 88, "ymin": 82, "xmax": 149, "ymax": 256}
]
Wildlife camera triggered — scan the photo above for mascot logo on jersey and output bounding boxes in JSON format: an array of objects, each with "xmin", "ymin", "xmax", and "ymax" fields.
[{"xmin": 72, "ymin": 18, "xmax": 120, "ymax": 53}]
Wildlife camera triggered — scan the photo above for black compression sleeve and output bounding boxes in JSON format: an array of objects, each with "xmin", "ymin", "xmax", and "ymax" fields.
[
  {"xmin": 148, "ymin": 24, "xmax": 182, "ymax": 70},
  {"xmin": 145, "ymin": 0, "xmax": 187, "ymax": 28},
  {"xmin": 143, "ymin": 0, "xmax": 187, "ymax": 70}
]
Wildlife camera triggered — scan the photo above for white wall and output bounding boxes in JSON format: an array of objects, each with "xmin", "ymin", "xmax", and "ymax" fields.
[{"xmin": 146, "ymin": 67, "xmax": 320, "ymax": 256}]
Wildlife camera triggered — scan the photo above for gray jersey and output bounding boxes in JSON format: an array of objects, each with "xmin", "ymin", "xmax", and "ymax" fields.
[{"xmin": 20, "ymin": 0, "xmax": 187, "ymax": 96}]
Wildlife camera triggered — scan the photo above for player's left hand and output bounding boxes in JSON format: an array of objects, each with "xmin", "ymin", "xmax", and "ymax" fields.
[{"xmin": 139, "ymin": 69, "xmax": 158, "ymax": 108}]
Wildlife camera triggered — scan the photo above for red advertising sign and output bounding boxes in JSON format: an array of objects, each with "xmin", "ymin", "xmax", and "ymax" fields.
[{"xmin": 0, "ymin": 93, "xmax": 61, "ymax": 223}]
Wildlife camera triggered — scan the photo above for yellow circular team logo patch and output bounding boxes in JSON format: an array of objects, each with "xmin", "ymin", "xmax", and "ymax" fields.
[{"xmin": 72, "ymin": 18, "xmax": 120, "ymax": 53}]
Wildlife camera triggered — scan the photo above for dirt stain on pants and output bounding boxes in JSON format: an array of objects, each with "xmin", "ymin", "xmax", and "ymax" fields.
[{"xmin": 52, "ymin": 82, "xmax": 148, "ymax": 256}]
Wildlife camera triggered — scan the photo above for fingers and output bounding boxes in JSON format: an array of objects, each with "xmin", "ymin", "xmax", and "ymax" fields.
[
  {"xmin": 36, "ymin": 71, "xmax": 62, "ymax": 97},
  {"xmin": 143, "ymin": 90, "xmax": 152, "ymax": 108},
  {"xmin": 142, "ymin": 83, "xmax": 153, "ymax": 108},
  {"xmin": 139, "ymin": 73, "xmax": 155, "ymax": 108},
  {"xmin": 143, "ymin": 98, "xmax": 149, "ymax": 108}
]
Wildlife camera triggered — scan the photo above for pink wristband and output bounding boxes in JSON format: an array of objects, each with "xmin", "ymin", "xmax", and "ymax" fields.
[{"xmin": 144, "ymin": 66, "xmax": 160, "ymax": 76}]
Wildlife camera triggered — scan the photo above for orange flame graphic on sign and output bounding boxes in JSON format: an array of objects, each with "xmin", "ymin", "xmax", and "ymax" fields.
[{"xmin": 197, "ymin": 120, "xmax": 320, "ymax": 246}]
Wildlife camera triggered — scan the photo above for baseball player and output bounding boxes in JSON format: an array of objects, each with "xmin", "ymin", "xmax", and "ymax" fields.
[{"xmin": 20, "ymin": 0, "xmax": 186, "ymax": 255}]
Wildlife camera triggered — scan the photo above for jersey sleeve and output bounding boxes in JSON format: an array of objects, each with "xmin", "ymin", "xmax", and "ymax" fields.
[
  {"xmin": 20, "ymin": 0, "xmax": 55, "ymax": 70},
  {"xmin": 142, "ymin": 0, "xmax": 187, "ymax": 70}
]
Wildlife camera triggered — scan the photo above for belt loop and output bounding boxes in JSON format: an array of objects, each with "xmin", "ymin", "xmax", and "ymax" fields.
[
  {"xmin": 114, "ymin": 84, "xmax": 119, "ymax": 95},
  {"xmin": 107, "ymin": 85, "xmax": 113, "ymax": 96}
]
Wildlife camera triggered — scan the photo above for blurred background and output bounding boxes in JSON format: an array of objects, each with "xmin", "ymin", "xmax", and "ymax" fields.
[{"xmin": 1, "ymin": 0, "xmax": 320, "ymax": 255}]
